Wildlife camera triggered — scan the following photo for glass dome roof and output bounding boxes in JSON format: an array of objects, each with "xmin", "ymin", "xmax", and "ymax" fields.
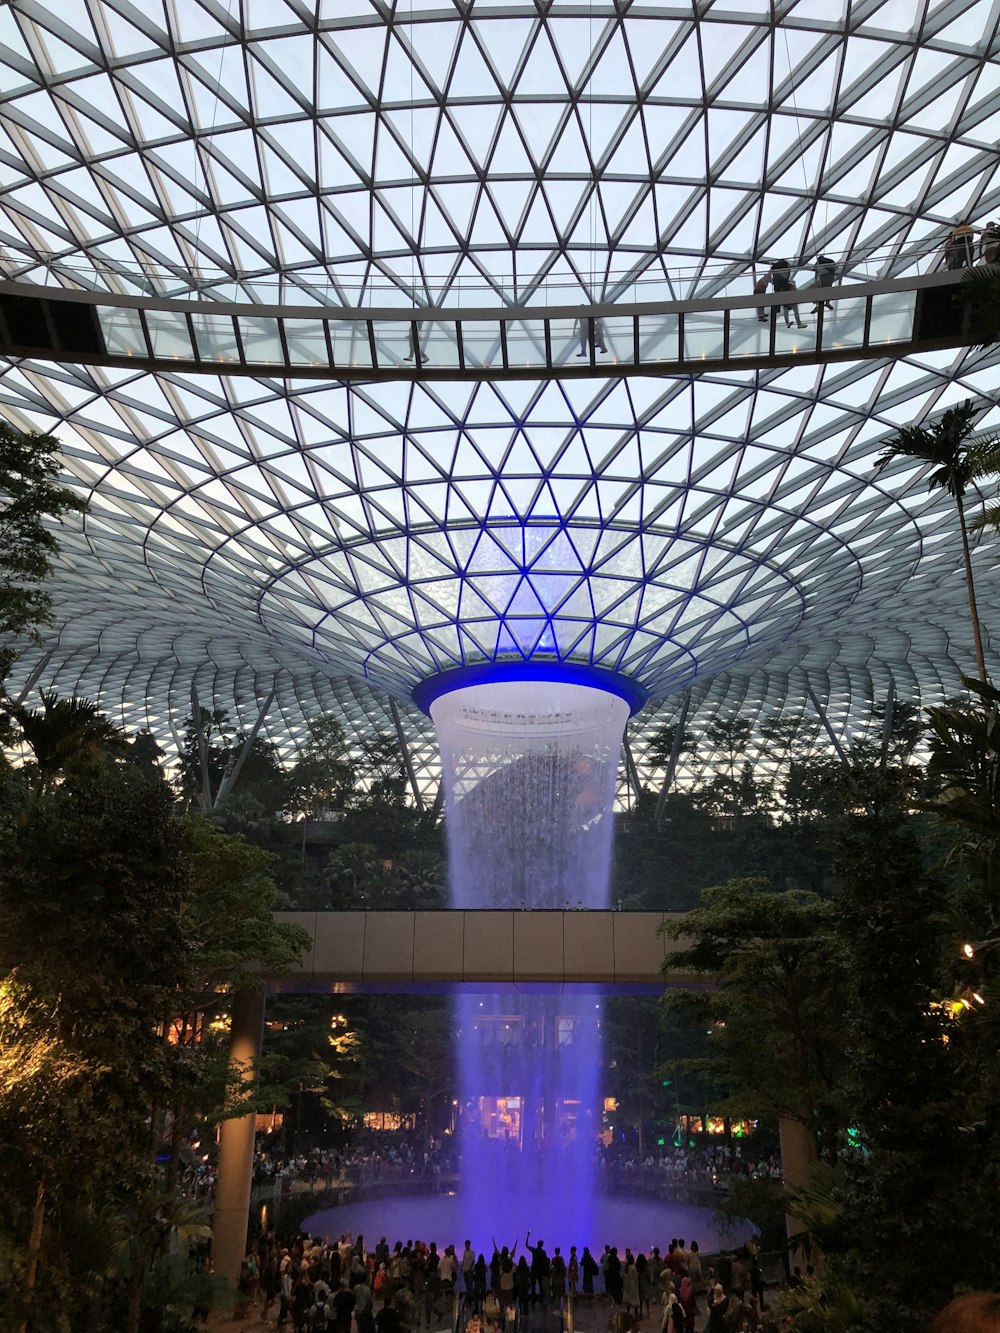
[{"xmin": 1, "ymin": 0, "xmax": 999, "ymax": 795}]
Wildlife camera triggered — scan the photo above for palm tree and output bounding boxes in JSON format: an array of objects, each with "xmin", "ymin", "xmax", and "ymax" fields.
[
  {"xmin": 15, "ymin": 690, "xmax": 127, "ymax": 796},
  {"xmin": 874, "ymin": 400, "xmax": 989, "ymax": 683}
]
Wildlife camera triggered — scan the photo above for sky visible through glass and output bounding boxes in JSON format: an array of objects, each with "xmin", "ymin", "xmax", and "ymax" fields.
[{"xmin": 0, "ymin": 0, "xmax": 998, "ymax": 797}]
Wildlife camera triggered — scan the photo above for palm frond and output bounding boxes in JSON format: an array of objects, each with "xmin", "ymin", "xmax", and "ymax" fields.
[
  {"xmin": 969, "ymin": 500, "xmax": 1000, "ymax": 534},
  {"xmin": 968, "ymin": 432, "xmax": 1000, "ymax": 478}
]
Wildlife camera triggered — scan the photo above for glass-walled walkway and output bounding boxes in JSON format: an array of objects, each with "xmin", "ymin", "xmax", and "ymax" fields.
[{"xmin": 0, "ymin": 266, "xmax": 970, "ymax": 383}]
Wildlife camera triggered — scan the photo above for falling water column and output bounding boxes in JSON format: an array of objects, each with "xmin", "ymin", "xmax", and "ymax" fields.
[{"xmin": 415, "ymin": 665, "xmax": 642, "ymax": 1248}]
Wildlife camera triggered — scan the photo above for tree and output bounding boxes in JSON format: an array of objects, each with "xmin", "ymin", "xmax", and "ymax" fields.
[
  {"xmin": 825, "ymin": 805, "xmax": 982, "ymax": 1330},
  {"xmin": 644, "ymin": 720, "xmax": 696, "ymax": 772},
  {"xmin": 0, "ymin": 423, "xmax": 86, "ymax": 684},
  {"xmin": 178, "ymin": 705, "xmax": 233, "ymax": 810},
  {"xmin": 0, "ymin": 711, "xmax": 307, "ymax": 1331},
  {"xmin": 259, "ymin": 996, "xmax": 363, "ymax": 1149},
  {"xmin": 286, "ymin": 716, "xmax": 356, "ymax": 817},
  {"xmin": 875, "ymin": 401, "xmax": 990, "ymax": 682},
  {"xmin": 660, "ymin": 882, "xmax": 849, "ymax": 1176},
  {"xmin": 959, "ymin": 262, "xmax": 1000, "ymax": 349},
  {"xmin": 12, "ymin": 690, "xmax": 128, "ymax": 797},
  {"xmin": 0, "ymin": 758, "xmax": 192, "ymax": 1328}
]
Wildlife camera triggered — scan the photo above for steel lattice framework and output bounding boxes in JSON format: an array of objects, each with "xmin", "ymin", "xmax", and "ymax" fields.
[{"xmin": 1, "ymin": 0, "xmax": 999, "ymax": 799}]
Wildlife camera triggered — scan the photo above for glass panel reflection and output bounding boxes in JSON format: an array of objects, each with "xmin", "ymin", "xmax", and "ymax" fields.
[
  {"xmin": 728, "ymin": 308, "xmax": 773, "ymax": 359},
  {"xmin": 190, "ymin": 312, "xmax": 239, "ymax": 363},
  {"xmin": 100, "ymin": 306, "xmax": 146, "ymax": 358},
  {"xmin": 548, "ymin": 318, "xmax": 579, "ymax": 366},
  {"xmin": 145, "ymin": 310, "xmax": 192, "ymax": 360},
  {"xmin": 372, "ymin": 320, "xmax": 418, "ymax": 366},
  {"xmin": 639, "ymin": 312, "xmax": 679, "ymax": 362},
  {"xmin": 683, "ymin": 313, "xmax": 725, "ymax": 362},
  {"xmin": 505, "ymin": 319, "xmax": 547, "ymax": 368},
  {"xmin": 817, "ymin": 295, "xmax": 867, "ymax": 351},
  {"xmin": 868, "ymin": 289, "xmax": 917, "ymax": 346},
  {"xmin": 329, "ymin": 320, "xmax": 372, "ymax": 368},
  {"xmin": 238, "ymin": 316, "xmax": 283, "ymax": 363},
  {"xmin": 283, "ymin": 318, "xmax": 330, "ymax": 367},
  {"xmin": 423, "ymin": 320, "xmax": 461, "ymax": 369},
  {"xmin": 460, "ymin": 322, "xmax": 502, "ymax": 368},
  {"xmin": 603, "ymin": 315, "xmax": 635, "ymax": 366}
]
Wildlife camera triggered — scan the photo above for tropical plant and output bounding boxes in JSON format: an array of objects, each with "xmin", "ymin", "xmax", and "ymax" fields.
[
  {"xmin": 960, "ymin": 262, "xmax": 1000, "ymax": 348},
  {"xmin": 874, "ymin": 400, "xmax": 991, "ymax": 682},
  {"xmin": 924, "ymin": 676, "xmax": 1000, "ymax": 855},
  {"xmin": 659, "ymin": 881, "xmax": 850, "ymax": 1171},
  {"xmin": 0, "ymin": 424, "xmax": 86, "ymax": 678},
  {"xmin": 13, "ymin": 690, "xmax": 128, "ymax": 796}
]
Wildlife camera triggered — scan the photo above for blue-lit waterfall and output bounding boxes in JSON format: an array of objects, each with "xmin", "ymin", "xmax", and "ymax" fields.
[{"xmin": 429, "ymin": 673, "xmax": 629, "ymax": 1245}]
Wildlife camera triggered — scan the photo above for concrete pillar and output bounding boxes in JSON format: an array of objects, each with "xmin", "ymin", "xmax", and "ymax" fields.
[
  {"xmin": 213, "ymin": 986, "xmax": 266, "ymax": 1286},
  {"xmin": 778, "ymin": 1113, "xmax": 819, "ymax": 1255}
]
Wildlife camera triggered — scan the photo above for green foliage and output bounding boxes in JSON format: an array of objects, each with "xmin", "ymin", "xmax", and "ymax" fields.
[
  {"xmin": 959, "ymin": 262, "xmax": 1000, "ymax": 349},
  {"xmin": 142, "ymin": 1252, "xmax": 231, "ymax": 1326},
  {"xmin": 874, "ymin": 400, "xmax": 980, "ymax": 500},
  {"xmin": 260, "ymin": 996, "xmax": 364, "ymax": 1142},
  {"xmin": 179, "ymin": 815, "xmax": 307, "ymax": 993},
  {"xmin": 782, "ymin": 1275, "xmax": 874, "ymax": 1333},
  {"xmin": 924, "ymin": 677, "xmax": 1000, "ymax": 851},
  {"xmin": 0, "ymin": 703, "xmax": 309, "ymax": 1329},
  {"xmin": 312, "ymin": 840, "xmax": 446, "ymax": 910},
  {"xmin": 783, "ymin": 1159, "xmax": 850, "ymax": 1259},
  {"xmin": 13, "ymin": 689, "xmax": 128, "ymax": 795},
  {"xmin": 286, "ymin": 716, "xmax": 356, "ymax": 816},
  {"xmin": 0, "ymin": 423, "xmax": 85, "ymax": 675},
  {"xmin": 874, "ymin": 399, "xmax": 989, "ymax": 680},
  {"xmin": 661, "ymin": 881, "xmax": 849, "ymax": 1145},
  {"xmin": 716, "ymin": 1175, "xmax": 788, "ymax": 1254},
  {"xmin": 0, "ymin": 758, "xmax": 191, "ymax": 1323}
]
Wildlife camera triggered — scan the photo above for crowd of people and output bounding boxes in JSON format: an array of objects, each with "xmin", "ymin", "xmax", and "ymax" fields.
[
  {"xmin": 228, "ymin": 1230, "xmax": 769, "ymax": 1333},
  {"xmin": 225, "ymin": 1140, "xmax": 781, "ymax": 1205}
]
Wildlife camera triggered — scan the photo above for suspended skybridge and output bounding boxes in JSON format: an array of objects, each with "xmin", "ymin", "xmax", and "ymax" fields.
[
  {"xmin": 0, "ymin": 265, "xmax": 974, "ymax": 383},
  {"xmin": 269, "ymin": 909, "xmax": 696, "ymax": 994}
]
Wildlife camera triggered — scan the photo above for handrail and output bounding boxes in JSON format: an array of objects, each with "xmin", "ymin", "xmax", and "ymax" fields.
[
  {"xmin": 0, "ymin": 263, "xmax": 961, "ymax": 322},
  {"xmin": 0, "ymin": 267, "xmax": 972, "ymax": 383},
  {"xmin": 0, "ymin": 234, "xmax": 961, "ymax": 308}
]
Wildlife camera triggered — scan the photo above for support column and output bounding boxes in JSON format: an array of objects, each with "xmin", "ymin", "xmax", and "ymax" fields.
[
  {"xmin": 879, "ymin": 676, "xmax": 896, "ymax": 770},
  {"xmin": 654, "ymin": 692, "xmax": 691, "ymax": 824},
  {"xmin": 778, "ymin": 1113, "xmax": 819, "ymax": 1256},
  {"xmin": 213, "ymin": 986, "xmax": 266, "ymax": 1286},
  {"xmin": 806, "ymin": 679, "xmax": 871, "ymax": 815},
  {"xmin": 190, "ymin": 683, "xmax": 213, "ymax": 814},
  {"xmin": 215, "ymin": 688, "xmax": 275, "ymax": 807},
  {"xmin": 389, "ymin": 696, "xmax": 424, "ymax": 810},
  {"xmin": 623, "ymin": 738, "xmax": 642, "ymax": 808}
]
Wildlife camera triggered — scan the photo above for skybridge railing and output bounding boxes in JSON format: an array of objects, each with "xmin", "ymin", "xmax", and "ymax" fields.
[
  {"xmin": 0, "ymin": 266, "xmax": 972, "ymax": 383},
  {"xmin": 0, "ymin": 235, "xmax": 963, "ymax": 308}
]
